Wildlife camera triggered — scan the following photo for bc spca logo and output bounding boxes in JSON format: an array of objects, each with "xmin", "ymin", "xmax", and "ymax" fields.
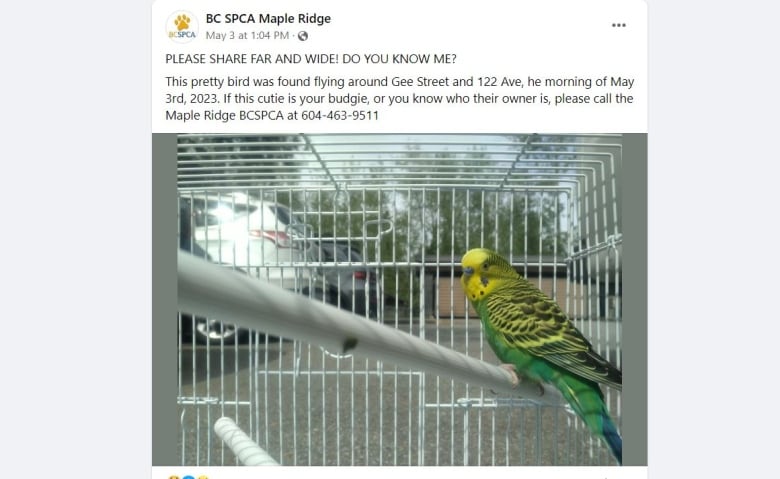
[{"xmin": 166, "ymin": 11, "xmax": 198, "ymax": 43}]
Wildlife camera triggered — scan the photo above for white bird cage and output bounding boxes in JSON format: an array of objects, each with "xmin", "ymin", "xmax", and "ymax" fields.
[{"xmin": 174, "ymin": 133, "xmax": 626, "ymax": 466}]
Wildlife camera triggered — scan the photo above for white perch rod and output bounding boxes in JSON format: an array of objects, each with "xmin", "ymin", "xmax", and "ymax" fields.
[
  {"xmin": 214, "ymin": 417, "xmax": 279, "ymax": 466},
  {"xmin": 178, "ymin": 251, "xmax": 563, "ymax": 403}
]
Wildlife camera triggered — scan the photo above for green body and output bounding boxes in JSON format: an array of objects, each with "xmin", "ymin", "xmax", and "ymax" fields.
[{"xmin": 473, "ymin": 296, "xmax": 613, "ymax": 440}]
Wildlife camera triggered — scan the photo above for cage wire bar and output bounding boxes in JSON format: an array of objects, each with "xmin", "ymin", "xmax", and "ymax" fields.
[{"xmin": 176, "ymin": 133, "xmax": 623, "ymax": 466}]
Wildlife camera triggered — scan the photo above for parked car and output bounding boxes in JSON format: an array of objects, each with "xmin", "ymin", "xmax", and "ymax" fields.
[
  {"xmin": 178, "ymin": 192, "xmax": 321, "ymax": 344},
  {"xmin": 181, "ymin": 192, "xmax": 316, "ymax": 289},
  {"xmin": 312, "ymin": 240, "xmax": 379, "ymax": 318}
]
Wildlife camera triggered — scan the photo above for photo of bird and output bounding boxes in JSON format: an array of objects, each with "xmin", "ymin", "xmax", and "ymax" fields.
[{"xmin": 461, "ymin": 248, "xmax": 623, "ymax": 464}]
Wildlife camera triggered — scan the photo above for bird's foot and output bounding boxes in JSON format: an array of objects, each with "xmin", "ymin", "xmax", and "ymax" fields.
[
  {"xmin": 498, "ymin": 364, "xmax": 544, "ymax": 396},
  {"xmin": 499, "ymin": 363, "xmax": 520, "ymax": 388}
]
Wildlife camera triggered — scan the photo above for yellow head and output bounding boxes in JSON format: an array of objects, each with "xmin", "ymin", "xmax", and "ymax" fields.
[{"xmin": 460, "ymin": 248, "xmax": 519, "ymax": 302}]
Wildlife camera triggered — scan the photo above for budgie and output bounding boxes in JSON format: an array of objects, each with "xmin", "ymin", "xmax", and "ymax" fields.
[{"xmin": 460, "ymin": 248, "xmax": 623, "ymax": 464}]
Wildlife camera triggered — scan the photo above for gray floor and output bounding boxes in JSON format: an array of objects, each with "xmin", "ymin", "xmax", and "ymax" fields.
[{"xmin": 177, "ymin": 319, "xmax": 621, "ymax": 466}]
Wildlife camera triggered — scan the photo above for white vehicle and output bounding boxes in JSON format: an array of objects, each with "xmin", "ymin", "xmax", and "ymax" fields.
[
  {"xmin": 179, "ymin": 192, "xmax": 323, "ymax": 344},
  {"xmin": 181, "ymin": 192, "xmax": 316, "ymax": 290}
]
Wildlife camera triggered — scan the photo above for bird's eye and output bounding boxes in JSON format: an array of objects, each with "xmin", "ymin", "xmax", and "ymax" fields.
[{"xmin": 482, "ymin": 262, "xmax": 489, "ymax": 270}]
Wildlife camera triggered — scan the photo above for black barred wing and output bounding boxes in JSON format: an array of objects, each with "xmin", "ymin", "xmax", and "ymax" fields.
[{"xmin": 485, "ymin": 281, "xmax": 622, "ymax": 390}]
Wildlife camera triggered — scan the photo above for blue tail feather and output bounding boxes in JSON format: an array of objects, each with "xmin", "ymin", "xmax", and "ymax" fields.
[
  {"xmin": 551, "ymin": 373, "xmax": 622, "ymax": 465},
  {"xmin": 601, "ymin": 411, "xmax": 623, "ymax": 465}
]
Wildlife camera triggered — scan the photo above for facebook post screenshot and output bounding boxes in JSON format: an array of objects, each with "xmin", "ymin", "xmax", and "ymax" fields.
[{"xmin": 152, "ymin": 0, "xmax": 647, "ymax": 477}]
